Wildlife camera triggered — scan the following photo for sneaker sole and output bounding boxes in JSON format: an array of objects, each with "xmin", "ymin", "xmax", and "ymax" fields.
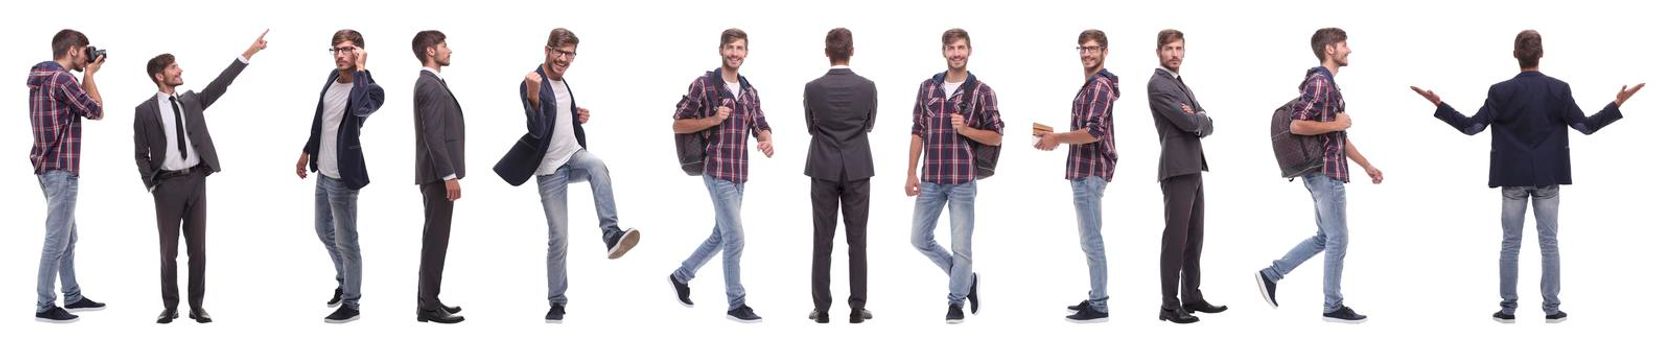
[
  {"xmin": 65, "ymin": 306, "xmax": 105, "ymax": 312},
  {"xmin": 608, "ymin": 229, "xmax": 641, "ymax": 260},
  {"xmin": 1255, "ymin": 273, "xmax": 1278, "ymax": 308},
  {"xmin": 35, "ymin": 317, "xmax": 78, "ymax": 324},
  {"xmin": 1545, "ymin": 318, "xmax": 1567, "ymax": 324},
  {"xmin": 1322, "ymin": 316, "xmax": 1368, "ymax": 324},
  {"xmin": 727, "ymin": 316, "xmax": 762, "ymax": 323},
  {"xmin": 1493, "ymin": 318, "xmax": 1515, "ymax": 324},
  {"xmin": 667, "ymin": 278, "xmax": 694, "ymax": 308},
  {"xmin": 545, "ymin": 319, "xmax": 564, "ymax": 324},
  {"xmin": 324, "ymin": 315, "xmax": 360, "ymax": 324},
  {"xmin": 1065, "ymin": 317, "xmax": 1109, "ymax": 324},
  {"xmin": 945, "ymin": 319, "xmax": 964, "ymax": 324},
  {"xmin": 327, "ymin": 301, "xmax": 342, "ymax": 308}
]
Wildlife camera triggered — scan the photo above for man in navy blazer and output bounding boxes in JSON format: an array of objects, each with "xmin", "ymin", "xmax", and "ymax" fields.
[
  {"xmin": 492, "ymin": 28, "xmax": 640, "ymax": 323},
  {"xmin": 1410, "ymin": 30, "xmax": 1645, "ymax": 324},
  {"xmin": 295, "ymin": 29, "xmax": 385, "ymax": 324}
]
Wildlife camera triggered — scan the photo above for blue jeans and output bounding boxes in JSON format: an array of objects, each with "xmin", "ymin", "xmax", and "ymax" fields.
[
  {"xmin": 314, "ymin": 175, "xmax": 362, "ymax": 309},
  {"xmin": 36, "ymin": 170, "xmax": 85, "ymax": 312},
  {"xmin": 1500, "ymin": 185, "xmax": 1561, "ymax": 315},
  {"xmin": 910, "ymin": 181, "xmax": 976, "ymax": 306},
  {"xmin": 538, "ymin": 150, "xmax": 625, "ymax": 306},
  {"xmin": 1262, "ymin": 173, "xmax": 1348, "ymax": 313},
  {"xmin": 673, "ymin": 174, "xmax": 747, "ymax": 309},
  {"xmin": 1071, "ymin": 177, "xmax": 1109, "ymax": 312}
]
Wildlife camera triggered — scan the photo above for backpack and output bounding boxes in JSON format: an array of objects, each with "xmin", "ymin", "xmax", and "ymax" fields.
[
  {"xmin": 673, "ymin": 71, "xmax": 747, "ymax": 176},
  {"xmin": 1269, "ymin": 97, "xmax": 1324, "ymax": 179},
  {"xmin": 945, "ymin": 74, "xmax": 1001, "ymax": 179}
]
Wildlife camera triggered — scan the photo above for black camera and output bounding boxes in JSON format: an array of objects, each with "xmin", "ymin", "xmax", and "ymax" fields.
[{"xmin": 84, "ymin": 46, "xmax": 106, "ymax": 63}]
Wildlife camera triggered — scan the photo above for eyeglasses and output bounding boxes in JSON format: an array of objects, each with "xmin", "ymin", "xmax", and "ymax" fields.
[
  {"xmin": 547, "ymin": 46, "xmax": 577, "ymax": 58},
  {"xmin": 328, "ymin": 46, "xmax": 358, "ymax": 55},
  {"xmin": 1076, "ymin": 45, "xmax": 1104, "ymax": 54}
]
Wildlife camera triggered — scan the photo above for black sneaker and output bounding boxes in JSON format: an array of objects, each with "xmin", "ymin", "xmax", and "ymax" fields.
[
  {"xmin": 1255, "ymin": 272, "xmax": 1279, "ymax": 308},
  {"xmin": 945, "ymin": 304, "xmax": 965, "ymax": 324},
  {"xmin": 1492, "ymin": 311, "xmax": 1515, "ymax": 324},
  {"xmin": 668, "ymin": 274, "xmax": 693, "ymax": 307},
  {"xmin": 1545, "ymin": 311, "xmax": 1567, "ymax": 324},
  {"xmin": 1322, "ymin": 306, "xmax": 1368, "ymax": 324},
  {"xmin": 65, "ymin": 298, "xmax": 105, "ymax": 312},
  {"xmin": 34, "ymin": 306, "xmax": 78, "ymax": 323},
  {"xmin": 967, "ymin": 273, "xmax": 981, "ymax": 315},
  {"xmin": 326, "ymin": 288, "xmax": 344, "ymax": 308},
  {"xmin": 727, "ymin": 305, "xmax": 762, "ymax": 323},
  {"xmin": 607, "ymin": 228, "xmax": 641, "ymax": 260},
  {"xmin": 324, "ymin": 306, "xmax": 360, "ymax": 324},
  {"xmin": 1067, "ymin": 300, "xmax": 1089, "ymax": 312},
  {"xmin": 546, "ymin": 303, "xmax": 566, "ymax": 323},
  {"xmin": 1066, "ymin": 307, "xmax": 1109, "ymax": 323}
]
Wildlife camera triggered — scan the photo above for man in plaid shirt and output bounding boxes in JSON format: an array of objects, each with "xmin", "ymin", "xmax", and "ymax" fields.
[
  {"xmin": 668, "ymin": 28, "xmax": 775, "ymax": 323},
  {"xmin": 1036, "ymin": 29, "xmax": 1119, "ymax": 324},
  {"xmin": 26, "ymin": 29, "xmax": 108, "ymax": 323},
  {"xmin": 1255, "ymin": 28, "xmax": 1384, "ymax": 324},
  {"xmin": 906, "ymin": 28, "xmax": 1003, "ymax": 324}
]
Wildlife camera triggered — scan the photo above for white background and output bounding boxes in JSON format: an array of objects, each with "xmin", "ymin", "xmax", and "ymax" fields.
[{"xmin": 1, "ymin": 0, "xmax": 1664, "ymax": 348}]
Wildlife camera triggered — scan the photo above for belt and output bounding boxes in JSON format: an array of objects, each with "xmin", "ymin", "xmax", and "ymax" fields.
[{"xmin": 157, "ymin": 166, "xmax": 206, "ymax": 180}]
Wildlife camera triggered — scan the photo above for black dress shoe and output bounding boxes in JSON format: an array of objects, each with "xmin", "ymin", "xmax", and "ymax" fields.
[
  {"xmin": 417, "ymin": 308, "xmax": 464, "ymax": 324},
  {"xmin": 156, "ymin": 309, "xmax": 179, "ymax": 324},
  {"xmin": 849, "ymin": 309, "xmax": 872, "ymax": 324},
  {"xmin": 1182, "ymin": 301, "xmax": 1229, "ymax": 314},
  {"xmin": 1159, "ymin": 307, "xmax": 1199, "ymax": 324},
  {"xmin": 809, "ymin": 309, "xmax": 829, "ymax": 324},
  {"xmin": 440, "ymin": 303, "xmax": 462, "ymax": 314},
  {"xmin": 189, "ymin": 309, "xmax": 213, "ymax": 323}
]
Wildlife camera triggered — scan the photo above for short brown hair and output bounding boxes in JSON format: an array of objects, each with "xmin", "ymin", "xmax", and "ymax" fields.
[
  {"xmin": 411, "ymin": 30, "xmax": 447, "ymax": 64},
  {"xmin": 942, "ymin": 28, "xmax": 970, "ymax": 47},
  {"xmin": 1156, "ymin": 29, "xmax": 1184, "ymax": 50},
  {"xmin": 1310, "ymin": 27, "xmax": 1348, "ymax": 62},
  {"xmin": 719, "ymin": 28, "xmax": 748, "ymax": 48},
  {"xmin": 332, "ymin": 29, "xmax": 365, "ymax": 49},
  {"xmin": 52, "ymin": 29, "xmax": 89, "ymax": 59},
  {"xmin": 1079, "ymin": 29, "xmax": 1108, "ymax": 48},
  {"xmin": 146, "ymin": 54, "xmax": 175, "ymax": 84},
  {"xmin": 1514, "ymin": 30, "xmax": 1542, "ymax": 69},
  {"xmin": 548, "ymin": 28, "xmax": 580, "ymax": 48},
  {"xmin": 825, "ymin": 28, "xmax": 853, "ymax": 63}
]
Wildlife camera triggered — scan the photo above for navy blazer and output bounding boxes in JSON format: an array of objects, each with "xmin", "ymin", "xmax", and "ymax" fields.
[
  {"xmin": 1433, "ymin": 71, "xmax": 1622, "ymax": 188},
  {"xmin": 303, "ymin": 70, "xmax": 385, "ymax": 190},
  {"xmin": 494, "ymin": 66, "xmax": 586, "ymax": 186}
]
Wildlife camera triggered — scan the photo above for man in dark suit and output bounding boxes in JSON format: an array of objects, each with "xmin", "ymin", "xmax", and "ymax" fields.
[
  {"xmin": 1146, "ymin": 29, "xmax": 1226, "ymax": 324},
  {"xmin": 492, "ymin": 28, "xmax": 641, "ymax": 323},
  {"xmin": 802, "ymin": 28, "xmax": 876, "ymax": 325},
  {"xmin": 411, "ymin": 30, "xmax": 466, "ymax": 324},
  {"xmin": 132, "ymin": 30, "xmax": 267, "ymax": 324},
  {"xmin": 1409, "ymin": 30, "xmax": 1645, "ymax": 324},
  {"xmin": 294, "ymin": 29, "xmax": 384, "ymax": 324}
]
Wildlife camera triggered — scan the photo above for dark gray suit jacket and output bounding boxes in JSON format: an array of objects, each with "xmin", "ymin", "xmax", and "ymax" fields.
[
  {"xmin": 803, "ymin": 68, "xmax": 877, "ymax": 181},
  {"xmin": 413, "ymin": 70, "xmax": 466, "ymax": 184},
  {"xmin": 1147, "ymin": 68, "xmax": 1214, "ymax": 182},
  {"xmin": 133, "ymin": 59, "xmax": 247, "ymax": 189}
]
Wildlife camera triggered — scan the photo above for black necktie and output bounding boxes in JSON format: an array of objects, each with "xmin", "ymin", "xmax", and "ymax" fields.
[{"xmin": 168, "ymin": 96, "xmax": 187, "ymax": 160}]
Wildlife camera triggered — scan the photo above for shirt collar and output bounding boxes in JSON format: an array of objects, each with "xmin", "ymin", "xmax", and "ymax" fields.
[{"xmin": 421, "ymin": 67, "xmax": 443, "ymax": 80}]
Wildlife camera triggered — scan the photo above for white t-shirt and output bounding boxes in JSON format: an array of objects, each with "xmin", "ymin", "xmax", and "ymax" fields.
[
  {"xmin": 725, "ymin": 81, "xmax": 742, "ymax": 100},
  {"xmin": 536, "ymin": 80, "xmax": 583, "ymax": 176},
  {"xmin": 317, "ymin": 80, "xmax": 354, "ymax": 178},
  {"xmin": 942, "ymin": 80, "xmax": 964, "ymax": 99}
]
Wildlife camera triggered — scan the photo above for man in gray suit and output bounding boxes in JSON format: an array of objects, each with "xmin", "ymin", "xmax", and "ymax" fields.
[
  {"xmin": 1146, "ymin": 29, "xmax": 1225, "ymax": 323},
  {"xmin": 411, "ymin": 30, "xmax": 465, "ymax": 324},
  {"xmin": 802, "ymin": 28, "xmax": 876, "ymax": 325},
  {"xmin": 133, "ymin": 30, "xmax": 268, "ymax": 324}
]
